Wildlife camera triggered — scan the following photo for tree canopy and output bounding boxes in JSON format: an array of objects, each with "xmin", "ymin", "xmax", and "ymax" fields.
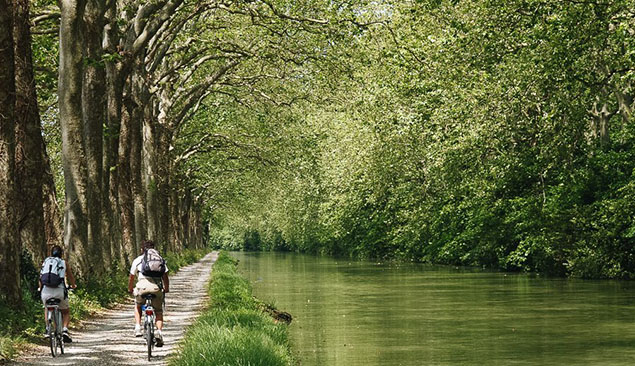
[{"xmin": 1, "ymin": 0, "xmax": 635, "ymax": 309}]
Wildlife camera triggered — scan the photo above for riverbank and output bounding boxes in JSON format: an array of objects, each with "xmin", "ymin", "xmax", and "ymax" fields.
[
  {"xmin": 169, "ymin": 251, "xmax": 294, "ymax": 366},
  {"xmin": 0, "ymin": 248, "xmax": 210, "ymax": 363}
]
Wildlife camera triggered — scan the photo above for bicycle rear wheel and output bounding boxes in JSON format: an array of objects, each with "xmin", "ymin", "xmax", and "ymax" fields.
[
  {"xmin": 146, "ymin": 318, "xmax": 154, "ymax": 361},
  {"xmin": 57, "ymin": 310, "xmax": 64, "ymax": 355},
  {"xmin": 48, "ymin": 313, "xmax": 57, "ymax": 357}
]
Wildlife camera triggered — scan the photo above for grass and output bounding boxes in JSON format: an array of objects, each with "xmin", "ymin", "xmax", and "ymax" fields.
[
  {"xmin": 170, "ymin": 251, "xmax": 294, "ymax": 366},
  {"xmin": 0, "ymin": 248, "xmax": 209, "ymax": 363}
]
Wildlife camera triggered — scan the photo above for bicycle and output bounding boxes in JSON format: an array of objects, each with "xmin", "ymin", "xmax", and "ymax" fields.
[
  {"xmin": 142, "ymin": 293, "xmax": 156, "ymax": 361},
  {"xmin": 45, "ymin": 297, "xmax": 64, "ymax": 357}
]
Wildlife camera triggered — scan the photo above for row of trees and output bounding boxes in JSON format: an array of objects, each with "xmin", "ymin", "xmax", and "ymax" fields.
[
  {"xmin": 1, "ymin": 0, "xmax": 363, "ymax": 307},
  {"xmin": 210, "ymin": 0, "xmax": 635, "ymax": 278},
  {"xmin": 3, "ymin": 0, "xmax": 633, "ymax": 312}
]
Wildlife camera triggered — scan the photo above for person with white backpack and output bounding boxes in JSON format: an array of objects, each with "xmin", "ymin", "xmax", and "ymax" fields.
[
  {"xmin": 39, "ymin": 245, "xmax": 77, "ymax": 342},
  {"xmin": 127, "ymin": 240, "xmax": 169, "ymax": 346}
]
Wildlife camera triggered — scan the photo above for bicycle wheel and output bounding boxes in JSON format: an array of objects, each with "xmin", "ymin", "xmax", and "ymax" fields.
[
  {"xmin": 146, "ymin": 317, "xmax": 153, "ymax": 361},
  {"xmin": 48, "ymin": 312, "xmax": 57, "ymax": 357},
  {"xmin": 57, "ymin": 310, "xmax": 64, "ymax": 355}
]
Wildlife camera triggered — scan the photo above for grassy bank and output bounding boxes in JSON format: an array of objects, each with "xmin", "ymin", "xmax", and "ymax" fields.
[
  {"xmin": 170, "ymin": 251, "xmax": 294, "ymax": 366},
  {"xmin": 0, "ymin": 248, "xmax": 209, "ymax": 362}
]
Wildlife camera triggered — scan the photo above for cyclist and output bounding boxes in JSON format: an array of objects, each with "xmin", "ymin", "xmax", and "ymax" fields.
[
  {"xmin": 127, "ymin": 240, "xmax": 169, "ymax": 347},
  {"xmin": 39, "ymin": 245, "xmax": 77, "ymax": 343}
]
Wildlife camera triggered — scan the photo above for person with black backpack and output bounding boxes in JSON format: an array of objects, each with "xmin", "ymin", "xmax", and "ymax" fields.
[
  {"xmin": 39, "ymin": 245, "xmax": 77, "ymax": 342},
  {"xmin": 127, "ymin": 240, "xmax": 169, "ymax": 346}
]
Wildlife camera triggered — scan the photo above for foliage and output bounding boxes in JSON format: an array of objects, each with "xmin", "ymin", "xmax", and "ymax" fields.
[
  {"xmin": 163, "ymin": 249, "xmax": 210, "ymax": 274},
  {"xmin": 170, "ymin": 252, "xmax": 293, "ymax": 366},
  {"xmin": 23, "ymin": 0, "xmax": 635, "ymax": 283},
  {"xmin": 206, "ymin": 0, "xmax": 635, "ymax": 279}
]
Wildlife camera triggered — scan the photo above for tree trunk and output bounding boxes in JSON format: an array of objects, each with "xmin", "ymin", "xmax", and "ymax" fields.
[
  {"xmin": 59, "ymin": 0, "xmax": 90, "ymax": 276},
  {"xmin": 158, "ymin": 131, "xmax": 172, "ymax": 252},
  {"xmin": 180, "ymin": 188, "xmax": 191, "ymax": 249},
  {"xmin": 132, "ymin": 114, "xmax": 147, "ymax": 246},
  {"xmin": 144, "ymin": 110, "xmax": 172, "ymax": 251},
  {"xmin": 82, "ymin": 0, "xmax": 106, "ymax": 273},
  {"xmin": 0, "ymin": 0, "xmax": 22, "ymax": 305},
  {"xmin": 42, "ymin": 147, "xmax": 63, "ymax": 252},
  {"xmin": 143, "ymin": 111, "xmax": 161, "ymax": 244},
  {"xmin": 13, "ymin": 0, "xmax": 47, "ymax": 264},
  {"xmin": 131, "ymin": 69, "xmax": 148, "ymax": 246},
  {"xmin": 169, "ymin": 183, "xmax": 181, "ymax": 252},
  {"xmin": 104, "ymin": 12, "xmax": 123, "ymax": 265},
  {"xmin": 193, "ymin": 205, "xmax": 204, "ymax": 249},
  {"xmin": 104, "ymin": 65, "xmax": 123, "ymax": 266},
  {"xmin": 117, "ymin": 88, "xmax": 138, "ymax": 267}
]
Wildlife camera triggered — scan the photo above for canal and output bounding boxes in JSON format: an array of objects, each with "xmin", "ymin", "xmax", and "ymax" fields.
[{"xmin": 232, "ymin": 251, "xmax": 635, "ymax": 366}]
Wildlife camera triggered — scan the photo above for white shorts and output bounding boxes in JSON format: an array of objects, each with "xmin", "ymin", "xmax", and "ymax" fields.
[{"xmin": 41, "ymin": 285, "xmax": 69, "ymax": 310}]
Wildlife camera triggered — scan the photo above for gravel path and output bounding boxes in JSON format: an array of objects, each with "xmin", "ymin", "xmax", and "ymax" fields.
[{"xmin": 12, "ymin": 251, "xmax": 218, "ymax": 366}]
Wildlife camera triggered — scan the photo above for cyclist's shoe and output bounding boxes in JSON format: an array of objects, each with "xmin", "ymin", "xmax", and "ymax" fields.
[
  {"xmin": 134, "ymin": 324, "xmax": 143, "ymax": 337},
  {"xmin": 62, "ymin": 328, "xmax": 72, "ymax": 343},
  {"xmin": 155, "ymin": 330, "xmax": 164, "ymax": 347}
]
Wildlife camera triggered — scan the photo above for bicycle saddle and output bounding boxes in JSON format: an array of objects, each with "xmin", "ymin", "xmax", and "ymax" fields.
[
  {"xmin": 143, "ymin": 294, "xmax": 156, "ymax": 299},
  {"xmin": 46, "ymin": 298, "xmax": 62, "ymax": 305}
]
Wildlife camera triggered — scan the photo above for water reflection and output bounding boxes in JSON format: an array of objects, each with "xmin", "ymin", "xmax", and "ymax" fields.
[{"xmin": 233, "ymin": 251, "xmax": 635, "ymax": 366}]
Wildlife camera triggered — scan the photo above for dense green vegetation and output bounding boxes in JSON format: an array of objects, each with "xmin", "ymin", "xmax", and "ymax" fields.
[
  {"xmin": 203, "ymin": 0, "xmax": 635, "ymax": 279},
  {"xmin": 0, "ymin": 249, "xmax": 208, "ymax": 362},
  {"xmin": 170, "ymin": 252, "xmax": 293, "ymax": 366}
]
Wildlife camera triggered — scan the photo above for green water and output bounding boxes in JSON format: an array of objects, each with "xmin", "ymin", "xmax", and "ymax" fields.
[{"xmin": 232, "ymin": 251, "xmax": 635, "ymax": 366}]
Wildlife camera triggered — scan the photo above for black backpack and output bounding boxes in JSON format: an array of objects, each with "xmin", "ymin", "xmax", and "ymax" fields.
[{"xmin": 141, "ymin": 249, "xmax": 167, "ymax": 277}]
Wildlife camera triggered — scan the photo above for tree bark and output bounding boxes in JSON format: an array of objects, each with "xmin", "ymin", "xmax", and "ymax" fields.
[
  {"xmin": 117, "ymin": 88, "xmax": 138, "ymax": 266},
  {"xmin": 131, "ymin": 67, "xmax": 148, "ymax": 246},
  {"xmin": 103, "ymin": 1, "xmax": 122, "ymax": 268},
  {"xmin": 169, "ymin": 183, "xmax": 181, "ymax": 251},
  {"xmin": 13, "ymin": 0, "xmax": 47, "ymax": 264},
  {"xmin": 59, "ymin": 0, "xmax": 90, "ymax": 275},
  {"xmin": 143, "ymin": 107, "xmax": 161, "ymax": 245},
  {"xmin": 42, "ymin": 146, "xmax": 63, "ymax": 252},
  {"xmin": 82, "ymin": 0, "xmax": 106, "ymax": 272},
  {"xmin": 157, "ymin": 127, "xmax": 172, "ymax": 251},
  {"xmin": 0, "ymin": 0, "xmax": 22, "ymax": 304},
  {"xmin": 104, "ymin": 62, "xmax": 124, "ymax": 265}
]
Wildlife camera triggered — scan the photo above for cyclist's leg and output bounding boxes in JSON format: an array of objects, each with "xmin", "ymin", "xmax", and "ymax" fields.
[
  {"xmin": 133, "ymin": 283, "xmax": 144, "ymax": 326},
  {"xmin": 41, "ymin": 290, "xmax": 48, "ymax": 330},
  {"xmin": 156, "ymin": 313, "xmax": 163, "ymax": 330},
  {"xmin": 61, "ymin": 309, "xmax": 70, "ymax": 328},
  {"xmin": 135, "ymin": 304, "xmax": 142, "ymax": 324},
  {"xmin": 58, "ymin": 296, "xmax": 72, "ymax": 342},
  {"xmin": 134, "ymin": 297, "xmax": 144, "ymax": 336},
  {"xmin": 59, "ymin": 294, "xmax": 70, "ymax": 328},
  {"xmin": 152, "ymin": 290, "xmax": 164, "ymax": 330}
]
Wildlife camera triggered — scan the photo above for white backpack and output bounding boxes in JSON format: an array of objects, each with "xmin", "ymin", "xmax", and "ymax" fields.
[{"xmin": 40, "ymin": 257, "xmax": 65, "ymax": 287}]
